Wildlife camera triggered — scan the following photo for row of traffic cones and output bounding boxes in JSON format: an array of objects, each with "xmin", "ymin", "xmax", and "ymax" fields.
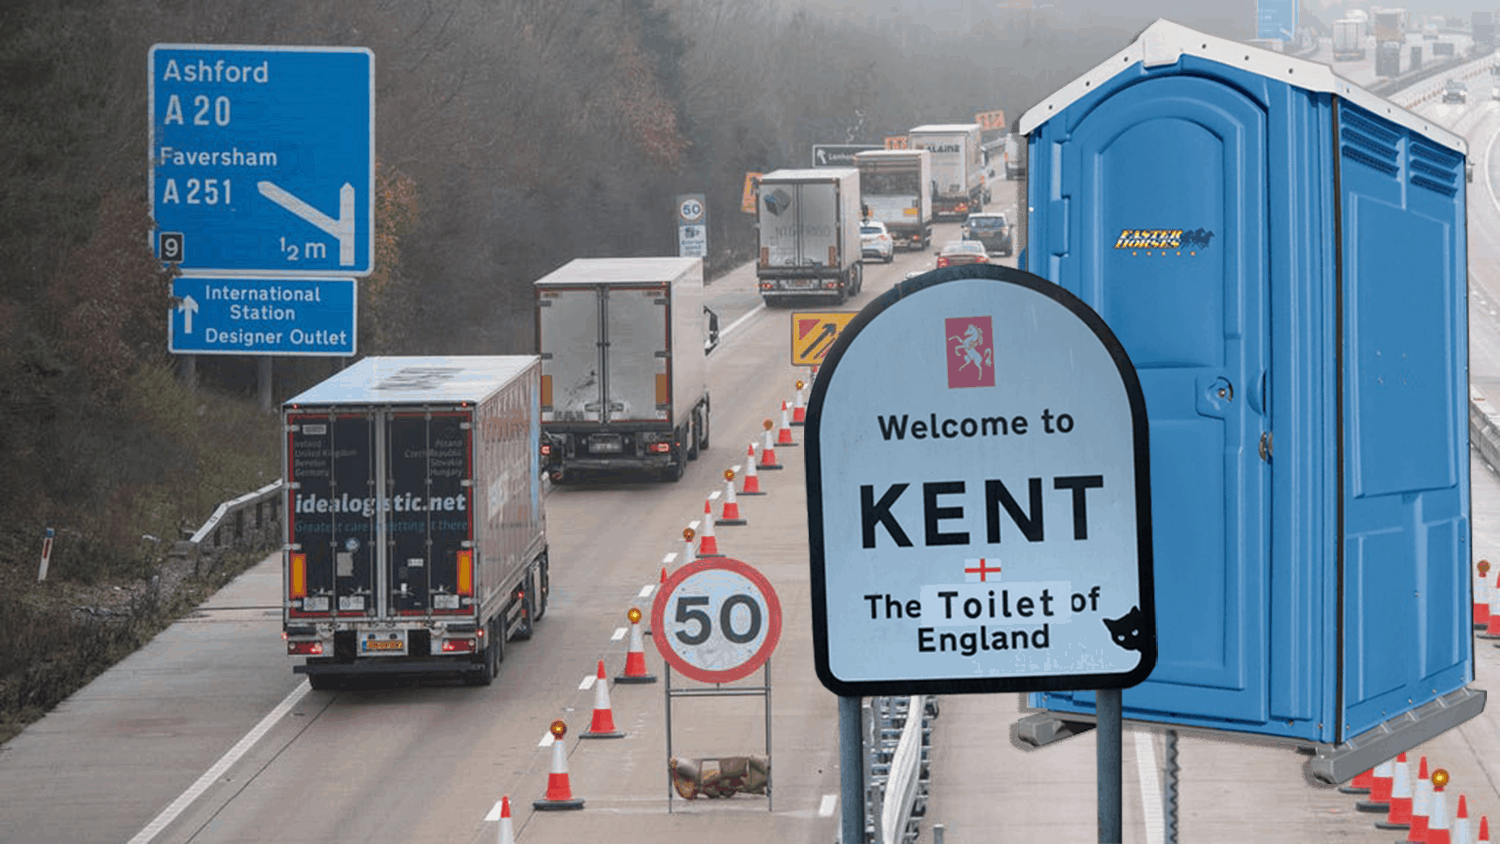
[{"xmin": 1343, "ymin": 751, "xmax": 1489, "ymax": 842}]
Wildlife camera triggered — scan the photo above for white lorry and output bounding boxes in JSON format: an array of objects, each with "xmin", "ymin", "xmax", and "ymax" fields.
[
  {"xmin": 282, "ymin": 356, "xmax": 550, "ymax": 688},
  {"xmin": 755, "ymin": 167, "xmax": 864, "ymax": 306},
  {"xmin": 1333, "ymin": 19, "xmax": 1366, "ymax": 60},
  {"xmin": 534, "ymin": 257, "xmax": 716, "ymax": 483},
  {"xmin": 854, "ymin": 149, "xmax": 933, "ymax": 251},
  {"xmin": 908, "ymin": 124, "xmax": 985, "ymax": 220}
]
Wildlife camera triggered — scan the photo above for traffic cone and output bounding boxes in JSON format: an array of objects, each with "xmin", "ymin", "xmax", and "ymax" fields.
[
  {"xmin": 1341, "ymin": 765, "xmax": 1375, "ymax": 795},
  {"xmin": 581, "ymin": 660, "xmax": 624, "ymax": 739},
  {"xmin": 1477, "ymin": 561, "xmax": 1493, "ymax": 630},
  {"xmin": 696, "ymin": 500, "xmax": 723, "ymax": 558},
  {"xmin": 776, "ymin": 401, "xmax": 798, "ymax": 446},
  {"xmin": 533, "ymin": 720, "xmax": 585, "ymax": 810},
  {"xmin": 682, "ymin": 526, "xmax": 697, "ymax": 564},
  {"xmin": 1455, "ymin": 795, "xmax": 1473, "ymax": 844},
  {"xmin": 759, "ymin": 421, "xmax": 783, "ymax": 470},
  {"xmin": 740, "ymin": 452, "xmax": 765, "ymax": 495},
  {"xmin": 496, "ymin": 795, "xmax": 515, "ymax": 844},
  {"xmin": 1359, "ymin": 756, "xmax": 1396, "ymax": 813},
  {"xmin": 1404, "ymin": 755, "xmax": 1433, "ymax": 840},
  {"xmin": 1429, "ymin": 769, "xmax": 1453, "ymax": 844},
  {"xmin": 1482, "ymin": 573, "xmax": 1500, "ymax": 640},
  {"xmin": 1377, "ymin": 752, "xmax": 1414, "ymax": 830},
  {"xmin": 792, "ymin": 380, "xmax": 807, "ymax": 425},
  {"xmin": 616, "ymin": 607, "xmax": 656, "ymax": 684},
  {"xmin": 1480, "ymin": 814, "xmax": 1490, "ymax": 844},
  {"xmin": 719, "ymin": 469, "xmax": 747, "ymax": 525}
]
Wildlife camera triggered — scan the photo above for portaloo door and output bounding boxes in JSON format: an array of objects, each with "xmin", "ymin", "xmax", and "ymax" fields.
[{"xmin": 1036, "ymin": 75, "xmax": 1272, "ymax": 726}]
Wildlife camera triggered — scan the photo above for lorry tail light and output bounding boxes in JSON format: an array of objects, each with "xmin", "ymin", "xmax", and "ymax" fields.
[
  {"xmin": 456, "ymin": 550, "xmax": 473, "ymax": 596},
  {"xmin": 760, "ymin": 247, "xmax": 769, "ymax": 266},
  {"xmin": 288, "ymin": 640, "xmax": 323, "ymax": 656},
  {"xmin": 828, "ymin": 246, "xmax": 838, "ymax": 266},
  {"xmin": 290, "ymin": 553, "xmax": 307, "ymax": 599},
  {"xmin": 442, "ymin": 638, "xmax": 476, "ymax": 653},
  {"xmin": 936, "ymin": 256, "xmax": 950, "ymax": 268},
  {"xmin": 649, "ymin": 442, "xmax": 671, "ymax": 454}
]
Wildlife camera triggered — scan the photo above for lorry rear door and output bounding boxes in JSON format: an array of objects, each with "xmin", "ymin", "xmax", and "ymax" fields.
[
  {"xmin": 287, "ymin": 412, "xmax": 378, "ymax": 619},
  {"xmin": 762, "ymin": 182, "xmax": 839, "ymax": 270},
  {"xmin": 603, "ymin": 285, "xmax": 670, "ymax": 422},
  {"xmin": 385, "ymin": 412, "xmax": 473, "ymax": 616},
  {"xmin": 539, "ymin": 287, "xmax": 603, "ymax": 423}
]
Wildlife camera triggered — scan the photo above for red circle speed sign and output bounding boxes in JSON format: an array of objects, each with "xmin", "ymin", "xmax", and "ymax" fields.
[{"xmin": 651, "ymin": 557, "xmax": 782, "ymax": 684}]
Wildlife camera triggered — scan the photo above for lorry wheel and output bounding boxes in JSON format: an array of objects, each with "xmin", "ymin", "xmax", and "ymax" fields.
[
  {"xmin": 534, "ymin": 555, "xmax": 549, "ymax": 621},
  {"xmin": 466, "ymin": 619, "xmax": 500, "ymax": 686},
  {"xmin": 661, "ymin": 453, "xmax": 685, "ymax": 482},
  {"xmin": 513, "ymin": 573, "xmax": 537, "ymax": 641},
  {"xmin": 307, "ymin": 673, "xmax": 337, "ymax": 691},
  {"xmin": 686, "ymin": 419, "xmax": 700, "ymax": 461},
  {"xmin": 696, "ymin": 402, "xmax": 710, "ymax": 451}
]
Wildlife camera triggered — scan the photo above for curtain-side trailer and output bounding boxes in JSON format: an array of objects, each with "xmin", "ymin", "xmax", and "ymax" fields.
[{"xmin": 282, "ymin": 356, "xmax": 549, "ymax": 688}]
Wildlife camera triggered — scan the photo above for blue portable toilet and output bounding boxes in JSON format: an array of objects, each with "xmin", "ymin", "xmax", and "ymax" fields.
[{"xmin": 1013, "ymin": 19, "xmax": 1482, "ymax": 782}]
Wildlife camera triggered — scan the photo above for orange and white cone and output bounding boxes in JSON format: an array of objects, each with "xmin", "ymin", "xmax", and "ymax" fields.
[
  {"xmin": 496, "ymin": 795, "xmax": 515, "ymax": 844},
  {"xmin": 792, "ymin": 380, "xmax": 807, "ymax": 426},
  {"xmin": 1483, "ymin": 575, "xmax": 1500, "ymax": 640},
  {"xmin": 1377, "ymin": 752, "xmax": 1414, "ymax": 830},
  {"xmin": 1429, "ymin": 769, "xmax": 1453, "ymax": 844},
  {"xmin": 616, "ymin": 607, "xmax": 656, "ymax": 684},
  {"xmin": 719, "ymin": 469, "xmax": 747, "ymax": 525},
  {"xmin": 1477, "ymin": 561, "xmax": 1493, "ymax": 630},
  {"xmin": 1479, "ymin": 814, "xmax": 1491, "ymax": 844},
  {"xmin": 696, "ymin": 500, "xmax": 722, "ymax": 558},
  {"xmin": 740, "ymin": 451, "xmax": 765, "ymax": 495},
  {"xmin": 1359, "ymin": 756, "xmax": 1396, "ymax": 813},
  {"xmin": 776, "ymin": 401, "xmax": 798, "ymax": 446},
  {"xmin": 1404, "ymin": 755, "xmax": 1433, "ymax": 840},
  {"xmin": 1341, "ymin": 765, "xmax": 1375, "ymax": 795},
  {"xmin": 581, "ymin": 660, "xmax": 624, "ymax": 739},
  {"xmin": 682, "ymin": 526, "xmax": 697, "ymax": 564},
  {"xmin": 759, "ymin": 422, "xmax": 783, "ymax": 470},
  {"xmin": 1455, "ymin": 795, "xmax": 1474, "ymax": 844},
  {"xmin": 533, "ymin": 720, "xmax": 585, "ymax": 810}
]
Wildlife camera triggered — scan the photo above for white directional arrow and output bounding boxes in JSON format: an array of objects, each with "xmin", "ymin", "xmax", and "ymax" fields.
[
  {"xmin": 257, "ymin": 181, "xmax": 356, "ymax": 266},
  {"xmin": 178, "ymin": 295, "xmax": 199, "ymax": 335}
]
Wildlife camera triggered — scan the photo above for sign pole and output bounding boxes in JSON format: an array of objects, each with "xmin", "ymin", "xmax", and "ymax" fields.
[
  {"xmin": 1097, "ymin": 688, "xmax": 1123, "ymax": 843},
  {"xmin": 838, "ymin": 695, "xmax": 864, "ymax": 844}
]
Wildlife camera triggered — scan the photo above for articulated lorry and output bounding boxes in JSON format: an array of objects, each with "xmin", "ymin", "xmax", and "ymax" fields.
[
  {"xmin": 283, "ymin": 356, "xmax": 550, "ymax": 688},
  {"xmin": 854, "ymin": 149, "xmax": 932, "ymax": 251},
  {"xmin": 535, "ymin": 257, "xmax": 716, "ymax": 483},
  {"xmin": 755, "ymin": 168, "xmax": 864, "ymax": 306},
  {"xmin": 908, "ymin": 124, "xmax": 985, "ymax": 219},
  {"xmin": 1333, "ymin": 19, "xmax": 1366, "ymax": 60}
]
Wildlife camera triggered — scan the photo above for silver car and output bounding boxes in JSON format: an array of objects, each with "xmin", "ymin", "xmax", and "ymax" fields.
[{"xmin": 860, "ymin": 221, "xmax": 895, "ymax": 263}]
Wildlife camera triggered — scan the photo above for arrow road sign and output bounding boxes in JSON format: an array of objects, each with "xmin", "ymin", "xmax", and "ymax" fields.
[
  {"xmin": 169, "ymin": 277, "xmax": 356, "ymax": 356},
  {"xmin": 149, "ymin": 45, "xmax": 374, "ymax": 276},
  {"xmin": 791, "ymin": 312, "xmax": 857, "ymax": 366}
]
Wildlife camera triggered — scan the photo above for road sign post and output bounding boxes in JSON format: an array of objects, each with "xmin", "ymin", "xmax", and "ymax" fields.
[
  {"xmin": 804, "ymin": 266, "xmax": 1154, "ymax": 843},
  {"xmin": 149, "ymin": 45, "xmax": 374, "ymax": 276},
  {"xmin": 676, "ymin": 193, "xmax": 707, "ymax": 259},
  {"xmin": 652, "ymin": 557, "xmax": 781, "ymax": 813}
]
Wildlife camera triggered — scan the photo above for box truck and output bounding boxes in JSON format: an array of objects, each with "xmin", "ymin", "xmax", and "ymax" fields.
[
  {"xmin": 1333, "ymin": 19, "xmax": 1366, "ymax": 60},
  {"xmin": 1017, "ymin": 18, "xmax": 1479, "ymax": 783},
  {"xmin": 908, "ymin": 124, "xmax": 985, "ymax": 219},
  {"xmin": 755, "ymin": 168, "xmax": 864, "ymax": 306},
  {"xmin": 854, "ymin": 149, "xmax": 933, "ymax": 250},
  {"xmin": 282, "ymin": 356, "xmax": 550, "ymax": 688},
  {"xmin": 534, "ymin": 257, "xmax": 715, "ymax": 483}
]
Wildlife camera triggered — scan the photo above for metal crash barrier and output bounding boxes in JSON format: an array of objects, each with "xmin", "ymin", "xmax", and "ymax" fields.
[{"xmin": 858, "ymin": 696, "xmax": 937, "ymax": 844}]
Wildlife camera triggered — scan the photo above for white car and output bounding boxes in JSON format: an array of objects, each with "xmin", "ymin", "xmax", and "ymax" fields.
[{"xmin": 860, "ymin": 221, "xmax": 894, "ymax": 263}]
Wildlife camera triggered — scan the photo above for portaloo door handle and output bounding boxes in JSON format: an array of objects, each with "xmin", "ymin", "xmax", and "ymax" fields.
[{"xmin": 1258, "ymin": 431, "xmax": 1273, "ymax": 463}]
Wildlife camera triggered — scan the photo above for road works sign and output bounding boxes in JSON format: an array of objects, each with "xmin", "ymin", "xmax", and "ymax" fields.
[
  {"xmin": 805, "ymin": 266, "xmax": 1155, "ymax": 697},
  {"xmin": 651, "ymin": 557, "xmax": 782, "ymax": 684},
  {"xmin": 791, "ymin": 312, "xmax": 857, "ymax": 366},
  {"xmin": 149, "ymin": 45, "xmax": 374, "ymax": 276},
  {"xmin": 169, "ymin": 276, "xmax": 356, "ymax": 356}
]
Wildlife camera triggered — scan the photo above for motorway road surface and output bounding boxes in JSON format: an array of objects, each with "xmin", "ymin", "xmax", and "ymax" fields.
[{"xmin": 11, "ymin": 67, "xmax": 1500, "ymax": 844}]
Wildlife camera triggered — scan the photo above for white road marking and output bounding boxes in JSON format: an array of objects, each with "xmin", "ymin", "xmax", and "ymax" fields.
[
  {"xmin": 539, "ymin": 731, "xmax": 555, "ymax": 747},
  {"xmin": 484, "ymin": 800, "xmax": 506, "ymax": 822},
  {"xmin": 638, "ymin": 584, "xmax": 655, "ymax": 598},
  {"xmin": 819, "ymin": 793, "xmax": 838, "ymax": 817},
  {"xmin": 579, "ymin": 674, "xmax": 596, "ymax": 691},
  {"xmin": 721, "ymin": 303, "xmax": 765, "ymax": 341},
  {"xmin": 611, "ymin": 626, "xmax": 627, "ymax": 641},
  {"xmin": 1134, "ymin": 729, "xmax": 1165, "ymax": 844},
  {"xmin": 126, "ymin": 680, "xmax": 311, "ymax": 844},
  {"xmin": 663, "ymin": 552, "xmax": 677, "ymax": 566}
]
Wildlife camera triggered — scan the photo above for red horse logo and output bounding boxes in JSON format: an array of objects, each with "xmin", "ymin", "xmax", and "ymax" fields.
[{"xmin": 945, "ymin": 316, "xmax": 995, "ymax": 389}]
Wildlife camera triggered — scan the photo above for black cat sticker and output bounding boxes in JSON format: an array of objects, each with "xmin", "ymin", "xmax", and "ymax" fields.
[{"xmin": 1102, "ymin": 606, "xmax": 1145, "ymax": 652}]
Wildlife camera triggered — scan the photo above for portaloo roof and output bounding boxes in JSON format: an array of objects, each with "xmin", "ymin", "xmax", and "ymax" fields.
[{"xmin": 1018, "ymin": 18, "xmax": 1465, "ymax": 156}]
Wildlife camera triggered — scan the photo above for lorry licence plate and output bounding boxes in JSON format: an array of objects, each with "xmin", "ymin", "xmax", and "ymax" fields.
[
  {"xmin": 785, "ymin": 279, "xmax": 816, "ymax": 290},
  {"xmin": 589, "ymin": 434, "xmax": 623, "ymax": 453},
  {"xmin": 360, "ymin": 631, "xmax": 408, "ymax": 655}
]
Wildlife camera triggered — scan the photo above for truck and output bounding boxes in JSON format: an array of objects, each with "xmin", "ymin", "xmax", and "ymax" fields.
[
  {"xmin": 534, "ymin": 257, "xmax": 716, "ymax": 483},
  {"xmin": 754, "ymin": 168, "xmax": 864, "ymax": 306},
  {"xmin": 854, "ymin": 149, "xmax": 932, "ymax": 251},
  {"xmin": 907, "ymin": 124, "xmax": 985, "ymax": 220},
  {"xmin": 1333, "ymin": 19, "xmax": 1366, "ymax": 60},
  {"xmin": 1375, "ymin": 39, "xmax": 1402, "ymax": 77},
  {"xmin": 282, "ymin": 356, "xmax": 550, "ymax": 688},
  {"xmin": 1374, "ymin": 9, "xmax": 1405, "ymax": 45}
]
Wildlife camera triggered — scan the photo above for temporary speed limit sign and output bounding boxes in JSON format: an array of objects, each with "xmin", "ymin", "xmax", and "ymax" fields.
[{"xmin": 651, "ymin": 557, "xmax": 782, "ymax": 683}]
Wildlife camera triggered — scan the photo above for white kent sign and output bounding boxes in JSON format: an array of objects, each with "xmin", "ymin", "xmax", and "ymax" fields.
[{"xmin": 805, "ymin": 266, "xmax": 1155, "ymax": 697}]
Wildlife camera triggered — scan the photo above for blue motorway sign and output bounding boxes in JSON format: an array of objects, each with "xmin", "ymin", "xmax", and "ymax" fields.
[
  {"xmin": 170, "ymin": 277, "xmax": 356, "ymax": 356},
  {"xmin": 149, "ymin": 45, "xmax": 374, "ymax": 276},
  {"xmin": 1256, "ymin": 0, "xmax": 1297, "ymax": 40}
]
